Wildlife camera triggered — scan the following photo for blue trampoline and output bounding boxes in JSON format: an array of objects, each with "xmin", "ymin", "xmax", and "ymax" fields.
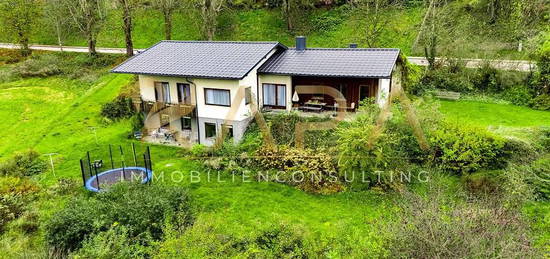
[
  {"xmin": 80, "ymin": 145, "xmax": 153, "ymax": 192},
  {"xmin": 85, "ymin": 166, "xmax": 153, "ymax": 192}
]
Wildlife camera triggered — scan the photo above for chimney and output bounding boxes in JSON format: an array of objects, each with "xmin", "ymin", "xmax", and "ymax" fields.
[
  {"xmin": 349, "ymin": 43, "xmax": 358, "ymax": 48},
  {"xmin": 296, "ymin": 36, "xmax": 306, "ymax": 51}
]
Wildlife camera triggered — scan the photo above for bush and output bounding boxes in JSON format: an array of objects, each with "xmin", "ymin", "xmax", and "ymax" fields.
[
  {"xmin": 530, "ymin": 94, "xmax": 550, "ymax": 110},
  {"xmin": 501, "ymin": 85, "xmax": 533, "ymax": 106},
  {"xmin": 45, "ymin": 183, "xmax": 193, "ymax": 255},
  {"xmin": 525, "ymin": 157, "xmax": 550, "ymax": 200},
  {"xmin": 254, "ymin": 146, "xmax": 344, "ymax": 194},
  {"xmin": 100, "ymin": 96, "xmax": 135, "ymax": 120},
  {"xmin": 0, "ymin": 176, "xmax": 39, "ymax": 233},
  {"xmin": 386, "ymin": 176, "xmax": 542, "ymax": 258},
  {"xmin": 0, "ymin": 150, "xmax": 47, "ymax": 177},
  {"xmin": 72, "ymin": 225, "xmax": 151, "ymax": 259},
  {"xmin": 429, "ymin": 122, "xmax": 506, "ymax": 173},
  {"xmin": 156, "ymin": 219, "xmax": 307, "ymax": 258},
  {"xmin": 14, "ymin": 54, "xmax": 62, "ymax": 77}
]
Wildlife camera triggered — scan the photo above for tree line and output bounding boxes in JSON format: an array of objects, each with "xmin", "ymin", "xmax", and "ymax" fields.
[{"xmin": 0, "ymin": 0, "xmax": 546, "ymax": 57}]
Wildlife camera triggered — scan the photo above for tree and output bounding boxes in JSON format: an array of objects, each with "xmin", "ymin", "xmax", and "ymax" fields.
[
  {"xmin": 361, "ymin": 0, "xmax": 389, "ymax": 48},
  {"xmin": 117, "ymin": 0, "xmax": 140, "ymax": 56},
  {"xmin": 194, "ymin": 0, "xmax": 226, "ymax": 41},
  {"xmin": 418, "ymin": 0, "xmax": 447, "ymax": 70},
  {"xmin": 0, "ymin": 0, "xmax": 41, "ymax": 56},
  {"xmin": 44, "ymin": 0, "xmax": 72, "ymax": 51},
  {"xmin": 64, "ymin": 0, "xmax": 108, "ymax": 56},
  {"xmin": 151, "ymin": 0, "xmax": 181, "ymax": 40},
  {"xmin": 281, "ymin": 0, "xmax": 313, "ymax": 31}
]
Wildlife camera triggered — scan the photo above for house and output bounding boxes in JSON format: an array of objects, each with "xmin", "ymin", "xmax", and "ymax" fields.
[{"xmin": 111, "ymin": 36, "xmax": 400, "ymax": 146}]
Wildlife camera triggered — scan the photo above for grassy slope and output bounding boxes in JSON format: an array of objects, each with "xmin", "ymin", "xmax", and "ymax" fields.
[{"xmin": 439, "ymin": 100, "xmax": 550, "ymax": 127}]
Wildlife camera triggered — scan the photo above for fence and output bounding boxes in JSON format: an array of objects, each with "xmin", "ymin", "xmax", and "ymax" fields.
[{"xmin": 80, "ymin": 143, "xmax": 152, "ymax": 191}]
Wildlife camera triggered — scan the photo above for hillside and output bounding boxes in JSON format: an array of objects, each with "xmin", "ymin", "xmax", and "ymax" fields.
[{"xmin": 2, "ymin": 2, "xmax": 547, "ymax": 59}]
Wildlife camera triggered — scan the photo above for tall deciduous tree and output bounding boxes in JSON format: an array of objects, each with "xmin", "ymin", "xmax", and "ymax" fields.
[
  {"xmin": 0, "ymin": 0, "xmax": 40, "ymax": 56},
  {"xmin": 64, "ymin": 0, "xmax": 108, "ymax": 56},
  {"xmin": 44, "ymin": 0, "xmax": 72, "ymax": 51},
  {"xmin": 194, "ymin": 0, "xmax": 226, "ymax": 41},
  {"xmin": 361, "ymin": 0, "xmax": 389, "ymax": 48},
  {"xmin": 151, "ymin": 0, "xmax": 181, "ymax": 40},
  {"xmin": 117, "ymin": 0, "xmax": 139, "ymax": 56}
]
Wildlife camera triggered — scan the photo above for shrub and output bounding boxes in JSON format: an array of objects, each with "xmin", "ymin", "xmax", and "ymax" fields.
[
  {"xmin": 266, "ymin": 111, "xmax": 334, "ymax": 148},
  {"xmin": 0, "ymin": 150, "xmax": 47, "ymax": 177},
  {"xmin": 100, "ymin": 96, "xmax": 135, "ymax": 120},
  {"xmin": 254, "ymin": 146, "xmax": 344, "ymax": 194},
  {"xmin": 156, "ymin": 218, "xmax": 307, "ymax": 258},
  {"xmin": 0, "ymin": 194, "xmax": 26, "ymax": 233},
  {"xmin": 72, "ymin": 224, "xmax": 151, "ymax": 259},
  {"xmin": 386, "ymin": 176, "xmax": 542, "ymax": 258},
  {"xmin": 418, "ymin": 66, "xmax": 474, "ymax": 93},
  {"xmin": 529, "ymin": 94, "xmax": 550, "ymax": 110},
  {"xmin": 501, "ymin": 85, "xmax": 533, "ymax": 106},
  {"xmin": 45, "ymin": 183, "xmax": 193, "ymax": 255},
  {"xmin": 524, "ymin": 157, "xmax": 550, "ymax": 200},
  {"xmin": 14, "ymin": 54, "xmax": 62, "ymax": 77},
  {"xmin": 429, "ymin": 122, "xmax": 506, "ymax": 173}
]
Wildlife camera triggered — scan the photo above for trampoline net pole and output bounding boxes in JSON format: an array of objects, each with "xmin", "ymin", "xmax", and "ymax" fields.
[
  {"xmin": 94, "ymin": 164, "xmax": 100, "ymax": 191},
  {"xmin": 79, "ymin": 159, "xmax": 86, "ymax": 187},
  {"xmin": 109, "ymin": 144, "xmax": 114, "ymax": 169},
  {"xmin": 132, "ymin": 143, "xmax": 137, "ymax": 167},
  {"xmin": 86, "ymin": 151, "xmax": 93, "ymax": 179}
]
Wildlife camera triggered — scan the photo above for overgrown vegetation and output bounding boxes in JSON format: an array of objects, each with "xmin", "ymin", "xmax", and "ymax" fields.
[{"xmin": 46, "ymin": 183, "xmax": 193, "ymax": 256}]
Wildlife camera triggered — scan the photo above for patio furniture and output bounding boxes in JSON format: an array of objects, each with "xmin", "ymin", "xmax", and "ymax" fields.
[{"xmin": 300, "ymin": 101, "xmax": 326, "ymax": 113}]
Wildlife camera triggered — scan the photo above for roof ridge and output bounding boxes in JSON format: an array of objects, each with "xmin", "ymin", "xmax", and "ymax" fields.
[
  {"xmin": 160, "ymin": 40, "xmax": 281, "ymax": 45},
  {"xmin": 289, "ymin": 47, "xmax": 400, "ymax": 51}
]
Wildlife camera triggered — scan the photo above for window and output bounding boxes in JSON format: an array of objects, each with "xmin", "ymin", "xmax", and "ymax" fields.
[
  {"xmin": 177, "ymin": 83, "xmax": 191, "ymax": 104},
  {"xmin": 263, "ymin": 84, "xmax": 286, "ymax": 107},
  {"xmin": 181, "ymin": 116, "xmax": 191, "ymax": 130},
  {"xmin": 154, "ymin": 82, "xmax": 170, "ymax": 103},
  {"xmin": 222, "ymin": 124, "xmax": 233, "ymax": 138},
  {"xmin": 245, "ymin": 87, "xmax": 252, "ymax": 105},
  {"xmin": 205, "ymin": 123, "xmax": 216, "ymax": 138},
  {"xmin": 204, "ymin": 88, "xmax": 230, "ymax": 106}
]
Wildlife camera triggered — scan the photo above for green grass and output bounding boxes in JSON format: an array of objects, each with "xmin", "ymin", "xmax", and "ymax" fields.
[{"xmin": 439, "ymin": 100, "xmax": 550, "ymax": 127}]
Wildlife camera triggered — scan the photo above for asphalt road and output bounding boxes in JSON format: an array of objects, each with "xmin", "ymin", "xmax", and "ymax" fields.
[{"xmin": 0, "ymin": 43, "xmax": 535, "ymax": 72}]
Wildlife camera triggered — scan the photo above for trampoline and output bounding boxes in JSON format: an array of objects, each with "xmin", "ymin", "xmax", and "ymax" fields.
[
  {"xmin": 80, "ymin": 144, "xmax": 153, "ymax": 192},
  {"xmin": 85, "ymin": 167, "xmax": 152, "ymax": 192}
]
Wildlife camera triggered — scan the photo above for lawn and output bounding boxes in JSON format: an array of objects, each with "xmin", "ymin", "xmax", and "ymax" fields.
[
  {"xmin": 439, "ymin": 100, "xmax": 550, "ymax": 127},
  {"xmin": 0, "ymin": 62, "xmax": 396, "ymax": 257}
]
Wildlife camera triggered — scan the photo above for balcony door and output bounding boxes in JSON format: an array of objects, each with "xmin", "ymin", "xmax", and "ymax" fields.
[{"xmin": 177, "ymin": 83, "xmax": 191, "ymax": 104}]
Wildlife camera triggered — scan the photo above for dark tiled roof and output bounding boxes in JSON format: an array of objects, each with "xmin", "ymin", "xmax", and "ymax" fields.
[
  {"xmin": 111, "ymin": 41, "xmax": 286, "ymax": 79},
  {"xmin": 258, "ymin": 48, "xmax": 400, "ymax": 78}
]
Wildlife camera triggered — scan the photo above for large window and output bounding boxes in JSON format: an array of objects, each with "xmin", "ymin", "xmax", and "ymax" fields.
[
  {"xmin": 204, "ymin": 88, "xmax": 230, "ymax": 106},
  {"xmin": 263, "ymin": 84, "xmax": 286, "ymax": 108},
  {"xmin": 177, "ymin": 83, "xmax": 191, "ymax": 104},
  {"xmin": 205, "ymin": 123, "xmax": 217, "ymax": 138},
  {"xmin": 154, "ymin": 82, "xmax": 171, "ymax": 103}
]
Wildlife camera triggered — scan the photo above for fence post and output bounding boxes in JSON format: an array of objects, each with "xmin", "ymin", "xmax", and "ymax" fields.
[
  {"xmin": 86, "ymin": 151, "xmax": 93, "ymax": 178},
  {"xmin": 109, "ymin": 144, "xmax": 114, "ymax": 169},
  {"xmin": 80, "ymin": 159, "xmax": 86, "ymax": 187},
  {"xmin": 143, "ymin": 153, "xmax": 149, "ymax": 183},
  {"xmin": 147, "ymin": 146, "xmax": 152, "ymax": 184},
  {"xmin": 132, "ymin": 143, "xmax": 137, "ymax": 167},
  {"xmin": 94, "ymin": 165, "xmax": 100, "ymax": 191}
]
